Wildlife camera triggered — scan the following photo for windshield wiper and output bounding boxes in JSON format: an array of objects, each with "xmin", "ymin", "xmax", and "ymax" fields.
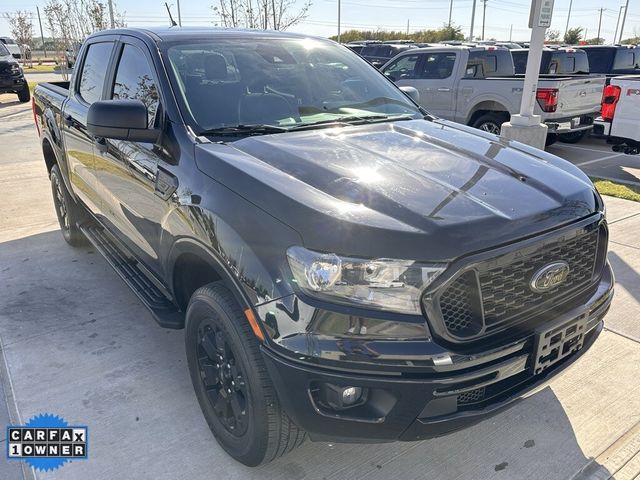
[
  {"xmin": 288, "ymin": 114, "xmax": 415, "ymax": 131},
  {"xmin": 199, "ymin": 124, "xmax": 290, "ymax": 137}
]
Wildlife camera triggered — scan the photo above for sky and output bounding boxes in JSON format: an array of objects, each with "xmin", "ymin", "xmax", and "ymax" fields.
[{"xmin": 1, "ymin": 0, "xmax": 639, "ymax": 45}]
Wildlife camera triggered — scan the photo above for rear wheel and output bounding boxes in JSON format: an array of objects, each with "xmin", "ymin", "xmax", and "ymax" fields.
[
  {"xmin": 546, "ymin": 133, "xmax": 559, "ymax": 147},
  {"xmin": 185, "ymin": 284, "xmax": 306, "ymax": 466},
  {"xmin": 50, "ymin": 164, "xmax": 87, "ymax": 247},
  {"xmin": 471, "ymin": 112, "xmax": 508, "ymax": 135},
  {"xmin": 17, "ymin": 86, "xmax": 30, "ymax": 103},
  {"xmin": 558, "ymin": 131, "xmax": 588, "ymax": 144}
]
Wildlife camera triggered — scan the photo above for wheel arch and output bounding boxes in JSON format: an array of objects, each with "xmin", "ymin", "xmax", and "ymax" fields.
[
  {"xmin": 168, "ymin": 238, "xmax": 253, "ymax": 313},
  {"xmin": 466, "ymin": 100, "xmax": 510, "ymax": 126}
]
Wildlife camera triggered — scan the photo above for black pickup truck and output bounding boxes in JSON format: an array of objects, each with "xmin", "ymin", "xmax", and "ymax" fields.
[
  {"xmin": 33, "ymin": 27, "xmax": 613, "ymax": 467},
  {"xmin": 0, "ymin": 41, "xmax": 29, "ymax": 102}
]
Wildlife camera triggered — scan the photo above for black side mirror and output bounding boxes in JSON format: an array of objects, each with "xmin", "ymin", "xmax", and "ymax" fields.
[{"xmin": 87, "ymin": 99, "xmax": 159, "ymax": 143}]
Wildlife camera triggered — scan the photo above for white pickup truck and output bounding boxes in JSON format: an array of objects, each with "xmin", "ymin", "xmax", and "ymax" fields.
[
  {"xmin": 381, "ymin": 46, "xmax": 606, "ymax": 145},
  {"xmin": 594, "ymin": 75, "xmax": 640, "ymax": 155}
]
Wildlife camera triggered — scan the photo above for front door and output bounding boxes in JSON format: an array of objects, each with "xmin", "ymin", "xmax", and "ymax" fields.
[
  {"xmin": 93, "ymin": 39, "xmax": 169, "ymax": 276},
  {"xmin": 410, "ymin": 52, "xmax": 458, "ymax": 119}
]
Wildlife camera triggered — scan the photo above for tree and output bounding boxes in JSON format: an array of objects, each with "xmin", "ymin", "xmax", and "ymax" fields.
[
  {"xmin": 213, "ymin": 0, "xmax": 311, "ymax": 30},
  {"xmin": 564, "ymin": 27, "xmax": 583, "ymax": 45},
  {"xmin": 330, "ymin": 25, "xmax": 464, "ymax": 44},
  {"xmin": 3, "ymin": 11, "xmax": 34, "ymax": 56},
  {"xmin": 545, "ymin": 29, "xmax": 560, "ymax": 43},
  {"xmin": 585, "ymin": 37, "xmax": 604, "ymax": 45}
]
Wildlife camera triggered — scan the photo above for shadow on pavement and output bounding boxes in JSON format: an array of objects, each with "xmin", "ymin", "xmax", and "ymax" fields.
[{"xmin": 0, "ymin": 230, "xmax": 611, "ymax": 480}]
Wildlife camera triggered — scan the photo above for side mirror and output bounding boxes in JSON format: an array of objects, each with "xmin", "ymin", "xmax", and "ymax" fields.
[
  {"xmin": 87, "ymin": 99, "xmax": 159, "ymax": 143},
  {"xmin": 400, "ymin": 86, "xmax": 420, "ymax": 103}
]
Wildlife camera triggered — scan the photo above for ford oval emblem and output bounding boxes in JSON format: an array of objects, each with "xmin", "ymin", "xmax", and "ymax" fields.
[{"xmin": 530, "ymin": 261, "xmax": 570, "ymax": 293}]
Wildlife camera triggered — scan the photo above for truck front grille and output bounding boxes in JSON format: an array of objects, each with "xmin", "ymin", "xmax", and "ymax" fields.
[{"xmin": 434, "ymin": 221, "xmax": 606, "ymax": 340}]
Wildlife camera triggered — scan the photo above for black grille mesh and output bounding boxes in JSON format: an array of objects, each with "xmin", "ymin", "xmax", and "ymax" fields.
[
  {"xmin": 437, "ymin": 226, "xmax": 602, "ymax": 339},
  {"xmin": 458, "ymin": 387, "xmax": 485, "ymax": 405}
]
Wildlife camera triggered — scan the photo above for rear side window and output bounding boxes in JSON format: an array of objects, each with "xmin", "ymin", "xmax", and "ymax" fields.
[
  {"xmin": 111, "ymin": 44, "xmax": 160, "ymax": 128},
  {"xmin": 78, "ymin": 42, "xmax": 113, "ymax": 104},
  {"xmin": 614, "ymin": 50, "xmax": 636, "ymax": 70},
  {"xmin": 419, "ymin": 53, "xmax": 456, "ymax": 79}
]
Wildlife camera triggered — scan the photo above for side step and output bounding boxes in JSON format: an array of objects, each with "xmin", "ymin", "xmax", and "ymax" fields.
[{"xmin": 80, "ymin": 222, "xmax": 184, "ymax": 329}]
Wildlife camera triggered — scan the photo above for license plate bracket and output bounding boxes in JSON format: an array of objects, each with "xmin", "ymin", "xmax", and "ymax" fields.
[{"xmin": 533, "ymin": 313, "xmax": 589, "ymax": 375}]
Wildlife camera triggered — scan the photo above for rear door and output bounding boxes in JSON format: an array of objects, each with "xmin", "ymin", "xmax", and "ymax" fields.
[
  {"xmin": 62, "ymin": 38, "xmax": 117, "ymax": 214},
  {"xmin": 93, "ymin": 36, "xmax": 168, "ymax": 275}
]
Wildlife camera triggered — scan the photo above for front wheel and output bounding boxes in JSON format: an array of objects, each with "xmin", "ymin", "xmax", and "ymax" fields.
[
  {"xmin": 471, "ymin": 112, "xmax": 509, "ymax": 135},
  {"xmin": 185, "ymin": 284, "xmax": 305, "ymax": 466},
  {"xmin": 17, "ymin": 85, "xmax": 30, "ymax": 103},
  {"xmin": 50, "ymin": 164, "xmax": 87, "ymax": 246}
]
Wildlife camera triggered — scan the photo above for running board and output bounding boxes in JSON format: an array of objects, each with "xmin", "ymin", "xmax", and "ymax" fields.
[{"xmin": 80, "ymin": 222, "xmax": 184, "ymax": 329}]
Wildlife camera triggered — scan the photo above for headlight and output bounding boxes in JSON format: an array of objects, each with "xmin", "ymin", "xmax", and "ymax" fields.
[
  {"xmin": 10, "ymin": 64, "xmax": 21, "ymax": 75},
  {"xmin": 286, "ymin": 246, "xmax": 446, "ymax": 315}
]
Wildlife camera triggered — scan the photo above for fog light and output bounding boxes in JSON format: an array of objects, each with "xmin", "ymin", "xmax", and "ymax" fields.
[
  {"xmin": 319, "ymin": 383, "xmax": 366, "ymax": 411},
  {"xmin": 342, "ymin": 387, "xmax": 363, "ymax": 406}
]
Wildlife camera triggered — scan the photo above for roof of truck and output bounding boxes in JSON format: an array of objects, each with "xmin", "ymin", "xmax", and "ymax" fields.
[{"xmin": 90, "ymin": 26, "xmax": 324, "ymax": 42}]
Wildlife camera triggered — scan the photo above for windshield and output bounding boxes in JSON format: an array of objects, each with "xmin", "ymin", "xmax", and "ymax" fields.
[
  {"xmin": 164, "ymin": 37, "xmax": 422, "ymax": 134},
  {"xmin": 0, "ymin": 43, "xmax": 9, "ymax": 57}
]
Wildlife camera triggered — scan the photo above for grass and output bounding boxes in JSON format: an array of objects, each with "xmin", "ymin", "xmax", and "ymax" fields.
[
  {"xmin": 22, "ymin": 64, "xmax": 57, "ymax": 73},
  {"xmin": 592, "ymin": 178, "xmax": 640, "ymax": 203}
]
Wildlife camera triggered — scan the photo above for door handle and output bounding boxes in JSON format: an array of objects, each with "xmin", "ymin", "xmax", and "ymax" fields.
[
  {"xmin": 437, "ymin": 88, "xmax": 451, "ymax": 92},
  {"xmin": 94, "ymin": 137, "xmax": 108, "ymax": 153},
  {"xmin": 63, "ymin": 115, "xmax": 73, "ymax": 127}
]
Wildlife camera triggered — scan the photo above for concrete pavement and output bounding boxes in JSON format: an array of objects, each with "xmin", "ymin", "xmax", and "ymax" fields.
[{"xmin": 1, "ymin": 95, "xmax": 639, "ymax": 480}]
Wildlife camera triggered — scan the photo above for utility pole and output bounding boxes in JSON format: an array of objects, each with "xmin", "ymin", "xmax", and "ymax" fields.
[
  {"xmin": 597, "ymin": 8, "xmax": 604, "ymax": 43},
  {"xmin": 564, "ymin": 0, "xmax": 572, "ymax": 38},
  {"xmin": 509, "ymin": 24, "xmax": 513, "ymax": 42},
  {"xmin": 407, "ymin": 19, "xmax": 410, "ymax": 35},
  {"xmin": 107, "ymin": 0, "xmax": 115, "ymax": 28},
  {"xmin": 337, "ymin": 0, "xmax": 341, "ymax": 43},
  {"xmin": 469, "ymin": 0, "xmax": 477, "ymax": 41},
  {"xmin": 448, "ymin": 0, "xmax": 454, "ymax": 27},
  {"xmin": 619, "ymin": 0, "xmax": 630, "ymax": 44},
  {"xmin": 177, "ymin": 0, "xmax": 182, "ymax": 26},
  {"xmin": 36, "ymin": 6, "xmax": 46, "ymax": 59},
  {"xmin": 614, "ymin": 5, "xmax": 624, "ymax": 45},
  {"xmin": 481, "ymin": 0, "xmax": 488, "ymax": 41}
]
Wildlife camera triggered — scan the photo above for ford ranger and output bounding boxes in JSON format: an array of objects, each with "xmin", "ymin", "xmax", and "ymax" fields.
[
  {"xmin": 33, "ymin": 27, "xmax": 613, "ymax": 467},
  {"xmin": 381, "ymin": 45, "xmax": 606, "ymax": 145}
]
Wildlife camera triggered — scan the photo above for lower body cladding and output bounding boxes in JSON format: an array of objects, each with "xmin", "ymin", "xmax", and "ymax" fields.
[{"xmin": 261, "ymin": 265, "xmax": 613, "ymax": 443}]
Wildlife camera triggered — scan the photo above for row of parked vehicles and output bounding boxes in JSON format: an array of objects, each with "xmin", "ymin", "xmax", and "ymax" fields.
[{"xmin": 345, "ymin": 41, "xmax": 640, "ymax": 145}]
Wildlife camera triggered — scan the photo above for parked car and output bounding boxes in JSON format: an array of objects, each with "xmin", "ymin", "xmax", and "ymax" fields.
[
  {"xmin": 381, "ymin": 46, "xmax": 606, "ymax": 145},
  {"xmin": 0, "ymin": 42, "xmax": 29, "ymax": 102},
  {"xmin": 64, "ymin": 42, "xmax": 83, "ymax": 68},
  {"xmin": 512, "ymin": 47, "xmax": 592, "ymax": 144},
  {"xmin": 580, "ymin": 45, "xmax": 640, "ymax": 76},
  {"xmin": 360, "ymin": 42, "xmax": 418, "ymax": 68},
  {"xmin": 594, "ymin": 75, "xmax": 640, "ymax": 154},
  {"xmin": 511, "ymin": 48, "xmax": 590, "ymax": 75},
  {"xmin": 0, "ymin": 37, "xmax": 21, "ymax": 59},
  {"xmin": 34, "ymin": 27, "xmax": 612, "ymax": 467}
]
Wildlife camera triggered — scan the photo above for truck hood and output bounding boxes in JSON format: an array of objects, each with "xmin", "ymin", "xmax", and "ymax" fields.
[{"xmin": 195, "ymin": 119, "xmax": 598, "ymax": 261}]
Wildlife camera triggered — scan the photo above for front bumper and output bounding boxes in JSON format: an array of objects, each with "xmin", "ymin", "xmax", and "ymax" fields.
[
  {"xmin": 0, "ymin": 74, "xmax": 26, "ymax": 93},
  {"xmin": 261, "ymin": 264, "xmax": 613, "ymax": 443}
]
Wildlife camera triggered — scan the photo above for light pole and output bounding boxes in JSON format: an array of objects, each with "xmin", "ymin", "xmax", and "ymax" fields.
[
  {"xmin": 177, "ymin": 0, "xmax": 182, "ymax": 26},
  {"xmin": 597, "ymin": 8, "xmax": 604, "ymax": 42},
  {"xmin": 619, "ymin": 0, "xmax": 630, "ymax": 44},
  {"xmin": 337, "ymin": 0, "xmax": 341, "ymax": 43},
  {"xmin": 448, "ymin": 0, "xmax": 454, "ymax": 27},
  {"xmin": 614, "ymin": 5, "xmax": 624, "ymax": 45},
  {"xmin": 564, "ymin": 0, "xmax": 572, "ymax": 38},
  {"xmin": 481, "ymin": 0, "xmax": 488, "ymax": 41},
  {"xmin": 469, "ymin": 0, "xmax": 477, "ymax": 41}
]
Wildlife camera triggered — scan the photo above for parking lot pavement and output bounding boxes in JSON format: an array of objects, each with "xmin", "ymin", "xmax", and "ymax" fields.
[
  {"xmin": 1, "ymin": 94, "xmax": 640, "ymax": 480},
  {"xmin": 548, "ymin": 137, "xmax": 640, "ymax": 187}
]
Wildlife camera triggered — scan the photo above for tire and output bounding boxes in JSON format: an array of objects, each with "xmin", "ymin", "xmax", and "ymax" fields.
[
  {"xmin": 471, "ymin": 112, "xmax": 508, "ymax": 135},
  {"xmin": 558, "ymin": 131, "xmax": 588, "ymax": 144},
  {"xmin": 185, "ymin": 284, "xmax": 306, "ymax": 466},
  {"xmin": 17, "ymin": 86, "xmax": 30, "ymax": 103},
  {"xmin": 50, "ymin": 164, "xmax": 87, "ymax": 247},
  {"xmin": 546, "ymin": 133, "xmax": 559, "ymax": 147}
]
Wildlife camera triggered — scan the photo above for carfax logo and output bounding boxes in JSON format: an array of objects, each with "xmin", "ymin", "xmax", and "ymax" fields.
[{"xmin": 6, "ymin": 413, "xmax": 88, "ymax": 472}]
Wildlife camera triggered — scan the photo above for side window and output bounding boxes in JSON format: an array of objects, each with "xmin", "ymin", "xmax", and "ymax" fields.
[
  {"xmin": 383, "ymin": 55, "xmax": 419, "ymax": 81},
  {"xmin": 112, "ymin": 44, "xmax": 159, "ymax": 128},
  {"xmin": 420, "ymin": 53, "xmax": 456, "ymax": 79},
  {"xmin": 78, "ymin": 42, "xmax": 113, "ymax": 104}
]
